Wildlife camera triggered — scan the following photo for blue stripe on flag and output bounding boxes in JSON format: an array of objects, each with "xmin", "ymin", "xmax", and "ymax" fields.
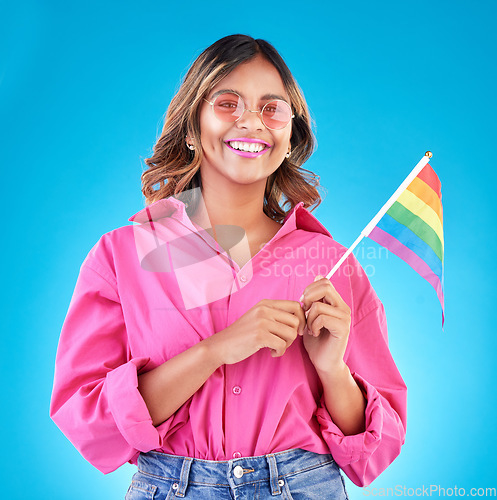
[{"xmin": 376, "ymin": 213, "xmax": 443, "ymax": 279}]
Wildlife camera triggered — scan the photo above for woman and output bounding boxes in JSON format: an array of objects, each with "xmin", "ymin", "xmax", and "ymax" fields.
[{"xmin": 50, "ymin": 34, "xmax": 407, "ymax": 498}]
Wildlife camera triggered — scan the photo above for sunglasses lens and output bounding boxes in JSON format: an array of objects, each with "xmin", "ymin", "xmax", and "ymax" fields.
[
  {"xmin": 212, "ymin": 93, "xmax": 244, "ymax": 122},
  {"xmin": 210, "ymin": 93, "xmax": 293, "ymax": 129},
  {"xmin": 262, "ymin": 100, "xmax": 293, "ymax": 129}
]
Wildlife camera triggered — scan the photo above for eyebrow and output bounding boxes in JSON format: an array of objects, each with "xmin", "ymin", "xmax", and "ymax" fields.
[{"xmin": 209, "ymin": 89, "xmax": 289, "ymax": 103}]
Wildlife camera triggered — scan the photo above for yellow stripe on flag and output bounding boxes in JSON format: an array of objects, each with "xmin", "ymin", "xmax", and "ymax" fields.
[
  {"xmin": 407, "ymin": 176, "xmax": 443, "ymax": 225},
  {"xmin": 396, "ymin": 189, "xmax": 444, "ymax": 249}
]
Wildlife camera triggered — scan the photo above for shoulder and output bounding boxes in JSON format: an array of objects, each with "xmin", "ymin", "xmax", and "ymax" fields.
[
  {"xmin": 81, "ymin": 224, "xmax": 136, "ymax": 278},
  {"xmin": 86, "ymin": 224, "xmax": 134, "ymax": 257}
]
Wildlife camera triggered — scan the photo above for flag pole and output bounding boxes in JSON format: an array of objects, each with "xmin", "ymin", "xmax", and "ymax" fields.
[{"xmin": 326, "ymin": 151, "xmax": 433, "ymax": 280}]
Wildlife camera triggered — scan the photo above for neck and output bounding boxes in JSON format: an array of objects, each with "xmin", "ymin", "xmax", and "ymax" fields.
[
  {"xmin": 191, "ymin": 177, "xmax": 272, "ymax": 234},
  {"xmin": 189, "ymin": 172, "xmax": 284, "ymax": 267}
]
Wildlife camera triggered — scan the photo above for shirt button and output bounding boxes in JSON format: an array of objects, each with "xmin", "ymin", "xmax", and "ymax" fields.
[
  {"xmin": 233, "ymin": 465, "xmax": 244, "ymax": 478},
  {"xmin": 232, "ymin": 386, "xmax": 242, "ymax": 395},
  {"xmin": 239, "ymin": 275, "xmax": 247, "ymax": 282},
  {"xmin": 232, "ymin": 451, "xmax": 242, "ymax": 459}
]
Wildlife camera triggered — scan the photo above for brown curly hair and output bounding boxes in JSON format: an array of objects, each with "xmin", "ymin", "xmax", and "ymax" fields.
[{"xmin": 141, "ymin": 34, "xmax": 323, "ymax": 223}]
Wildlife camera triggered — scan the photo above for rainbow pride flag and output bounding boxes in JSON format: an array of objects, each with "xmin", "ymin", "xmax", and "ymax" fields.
[
  {"xmin": 327, "ymin": 153, "xmax": 444, "ymax": 325},
  {"xmin": 368, "ymin": 163, "xmax": 444, "ymax": 324}
]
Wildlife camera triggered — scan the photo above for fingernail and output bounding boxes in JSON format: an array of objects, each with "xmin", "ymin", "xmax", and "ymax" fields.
[
  {"xmin": 299, "ymin": 294, "xmax": 304, "ymax": 303},
  {"xmin": 314, "ymin": 275, "xmax": 323, "ymax": 282}
]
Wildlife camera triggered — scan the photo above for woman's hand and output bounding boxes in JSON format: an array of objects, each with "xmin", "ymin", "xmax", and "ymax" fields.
[
  {"xmin": 300, "ymin": 275, "xmax": 366, "ymax": 435},
  {"xmin": 207, "ymin": 299, "xmax": 306, "ymax": 366},
  {"xmin": 299, "ymin": 275, "xmax": 351, "ymax": 375}
]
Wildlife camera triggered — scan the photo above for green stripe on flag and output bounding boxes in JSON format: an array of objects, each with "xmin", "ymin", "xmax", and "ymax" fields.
[{"xmin": 386, "ymin": 202, "xmax": 443, "ymax": 261}]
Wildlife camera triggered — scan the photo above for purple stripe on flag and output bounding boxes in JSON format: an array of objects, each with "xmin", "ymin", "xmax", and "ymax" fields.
[{"xmin": 369, "ymin": 226, "xmax": 444, "ymax": 315}]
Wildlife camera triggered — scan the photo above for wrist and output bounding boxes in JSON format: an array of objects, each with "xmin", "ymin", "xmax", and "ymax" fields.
[
  {"xmin": 315, "ymin": 360, "xmax": 350, "ymax": 385},
  {"xmin": 200, "ymin": 333, "xmax": 226, "ymax": 369}
]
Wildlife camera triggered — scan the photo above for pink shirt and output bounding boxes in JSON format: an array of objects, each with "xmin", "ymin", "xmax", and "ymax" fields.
[{"xmin": 50, "ymin": 197, "xmax": 407, "ymax": 487}]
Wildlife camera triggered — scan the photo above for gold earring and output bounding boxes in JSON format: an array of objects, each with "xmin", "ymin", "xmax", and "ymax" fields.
[{"xmin": 186, "ymin": 135, "xmax": 195, "ymax": 151}]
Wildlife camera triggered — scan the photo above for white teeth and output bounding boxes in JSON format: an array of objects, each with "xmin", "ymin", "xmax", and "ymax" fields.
[{"xmin": 228, "ymin": 141, "xmax": 266, "ymax": 153}]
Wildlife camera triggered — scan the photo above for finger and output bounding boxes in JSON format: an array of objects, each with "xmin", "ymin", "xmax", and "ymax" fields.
[
  {"xmin": 307, "ymin": 312, "xmax": 348, "ymax": 338},
  {"xmin": 306, "ymin": 301, "xmax": 348, "ymax": 328},
  {"xmin": 307, "ymin": 302, "xmax": 350, "ymax": 335},
  {"xmin": 260, "ymin": 298, "xmax": 306, "ymax": 315},
  {"xmin": 300, "ymin": 276, "xmax": 347, "ymax": 311},
  {"xmin": 263, "ymin": 316, "xmax": 300, "ymax": 345},
  {"xmin": 258, "ymin": 304, "xmax": 300, "ymax": 329},
  {"xmin": 309, "ymin": 276, "xmax": 342, "ymax": 306},
  {"xmin": 259, "ymin": 299, "xmax": 306, "ymax": 335},
  {"xmin": 262, "ymin": 332, "xmax": 289, "ymax": 357}
]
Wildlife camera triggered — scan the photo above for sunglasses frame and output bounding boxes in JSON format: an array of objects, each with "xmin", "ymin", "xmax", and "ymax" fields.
[{"xmin": 203, "ymin": 91, "xmax": 295, "ymax": 131}]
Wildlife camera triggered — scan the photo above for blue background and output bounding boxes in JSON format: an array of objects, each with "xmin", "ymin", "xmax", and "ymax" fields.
[{"xmin": 2, "ymin": 0, "xmax": 496, "ymax": 498}]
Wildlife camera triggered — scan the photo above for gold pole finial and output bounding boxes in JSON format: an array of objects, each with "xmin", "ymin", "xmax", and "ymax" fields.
[{"xmin": 425, "ymin": 151, "xmax": 433, "ymax": 158}]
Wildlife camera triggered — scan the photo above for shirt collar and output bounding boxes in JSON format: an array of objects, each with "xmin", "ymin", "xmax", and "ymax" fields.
[
  {"xmin": 129, "ymin": 196, "xmax": 186, "ymax": 224},
  {"xmin": 282, "ymin": 201, "xmax": 333, "ymax": 239},
  {"xmin": 129, "ymin": 197, "xmax": 332, "ymax": 239}
]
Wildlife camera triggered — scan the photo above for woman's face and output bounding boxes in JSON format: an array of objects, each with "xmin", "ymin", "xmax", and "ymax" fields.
[{"xmin": 198, "ymin": 55, "xmax": 292, "ymax": 191}]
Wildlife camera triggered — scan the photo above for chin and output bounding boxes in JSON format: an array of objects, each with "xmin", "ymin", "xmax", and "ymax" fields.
[{"xmin": 228, "ymin": 164, "xmax": 280, "ymax": 185}]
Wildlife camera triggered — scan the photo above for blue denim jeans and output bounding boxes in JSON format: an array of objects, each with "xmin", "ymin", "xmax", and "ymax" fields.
[{"xmin": 125, "ymin": 448, "xmax": 348, "ymax": 499}]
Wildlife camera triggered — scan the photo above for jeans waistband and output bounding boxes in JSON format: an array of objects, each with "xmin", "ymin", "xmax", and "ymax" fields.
[{"xmin": 137, "ymin": 448, "xmax": 335, "ymax": 496}]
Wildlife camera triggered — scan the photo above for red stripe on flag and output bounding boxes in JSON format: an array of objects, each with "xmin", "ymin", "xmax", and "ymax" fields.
[{"xmin": 417, "ymin": 164, "xmax": 441, "ymax": 199}]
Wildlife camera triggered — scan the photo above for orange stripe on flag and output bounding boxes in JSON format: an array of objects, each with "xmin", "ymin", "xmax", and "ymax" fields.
[{"xmin": 406, "ymin": 176, "xmax": 443, "ymax": 226}]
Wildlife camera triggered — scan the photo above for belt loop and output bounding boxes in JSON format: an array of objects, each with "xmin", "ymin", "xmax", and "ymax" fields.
[
  {"xmin": 266, "ymin": 454, "xmax": 281, "ymax": 495},
  {"xmin": 176, "ymin": 457, "xmax": 193, "ymax": 497}
]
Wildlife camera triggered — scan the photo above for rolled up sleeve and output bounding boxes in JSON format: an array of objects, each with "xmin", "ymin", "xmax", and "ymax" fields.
[
  {"xmin": 316, "ymin": 370, "xmax": 406, "ymax": 486},
  {"xmin": 106, "ymin": 358, "xmax": 163, "ymax": 454},
  {"xmin": 50, "ymin": 252, "xmax": 170, "ymax": 473}
]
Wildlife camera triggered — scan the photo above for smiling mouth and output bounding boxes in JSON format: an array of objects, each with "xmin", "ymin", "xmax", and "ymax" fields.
[
  {"xmin": 227, "ymin": 140, "xmax": 268, "ymax": 153},
  {"xmin": 225, "ymin": 139, "xmax": 271, "ymax": 158}
]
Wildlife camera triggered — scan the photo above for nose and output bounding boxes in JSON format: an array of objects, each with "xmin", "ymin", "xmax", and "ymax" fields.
[{"xmin": 236, "ymin": 107, "xmax": 265, "ymax": 131}]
